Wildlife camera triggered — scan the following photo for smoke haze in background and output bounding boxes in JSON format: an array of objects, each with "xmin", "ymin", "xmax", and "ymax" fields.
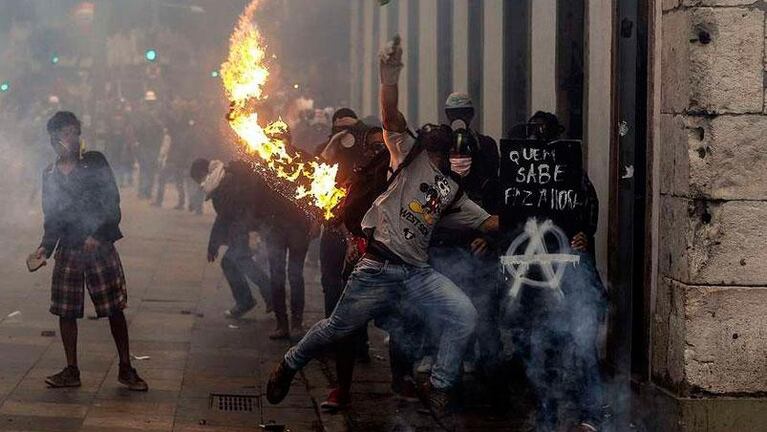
[{"xmin": 0, "ymin": 0, "xmax": 353, "ymax": 226}]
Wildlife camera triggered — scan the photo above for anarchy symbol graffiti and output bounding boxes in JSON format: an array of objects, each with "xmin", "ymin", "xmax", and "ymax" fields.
[{"xmin": 501, "ymin": 218, "xmax": 580, "ymax": 301}]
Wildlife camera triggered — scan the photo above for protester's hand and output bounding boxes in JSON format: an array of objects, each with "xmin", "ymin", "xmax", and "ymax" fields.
[
  {"xmin": 379, "ymin": 35, "xmax": 403, "ymax": 86},
  {"xmin": 83, "ymin": 236, "xmax": 100, "ymax": 253},
  {"xmin": 571, "ymin": 232, "xmax": 589, "ymax": 252},
  {"xmin": 345, "ymin": 241, "xmax": 361, "ymax": 266},
  {"xmin": 34, "ymin": 247, "xmax": 47, "ymax": 260},
  {"xmin": 449, "ymin": 155, "xmax": 472, "ymax": 177},
  {"xmin": 207, "ymin": 249, "xmax": 218, "ymax": 263},
  {"xmin": 470, "ymin": 237, "xmax": 489, "ymax": 256}
]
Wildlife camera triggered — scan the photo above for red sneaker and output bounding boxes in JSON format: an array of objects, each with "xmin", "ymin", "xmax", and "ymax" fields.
[{"xmin": 320, "ymin": 388, "xmax": 351, "ymax": 412}]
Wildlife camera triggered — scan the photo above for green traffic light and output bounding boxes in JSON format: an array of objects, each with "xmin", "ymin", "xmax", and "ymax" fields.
[
  {"xmin": 51, "ymin": 55, "xmax": 60, "ymax": 65},
  {"xmin": 145, "ymin": 49, "xmax": 157, "ymax": 62},
  {"xmin": 211, "ymin": 70, "xmax": 219, "ymax": 78},
  {"xmin": 0, "ymin": 81, "xmax": 9, "ymax": 93}
]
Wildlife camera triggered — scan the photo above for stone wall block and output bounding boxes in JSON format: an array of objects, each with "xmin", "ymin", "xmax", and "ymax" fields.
[
  {"xmin": 662, "ymin": 10, "xmax": 692, "ymax": 113},
  {"xmin": 652, "ymin": 277, "xmax": 688, "ymax": 391},
  {"xmin": 660, "ymin": 114, "xmax": 692, "ymax": 196},
  {"xmin": 687, "ymin": 8, "xmax": 764, "ymax": 113},
  {"xmin": 659, "ymin": 197, "xmax": 767, "ymax": 285},
  {"xmin": 683, "ymin": 0, "xmax": 757, "ymax": 5},
  {"xmin": 684, "ymin": 284, "xmax": 767, "ymax": 394},
  {"xmin": 688, "ymin": 115, "xmax": 767, "ymax": 200}
]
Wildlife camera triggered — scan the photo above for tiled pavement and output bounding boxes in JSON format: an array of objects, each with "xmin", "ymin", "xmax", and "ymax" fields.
[{"xmin": 0, "ymin": 189, "xmax": 535, "ymax": 432}]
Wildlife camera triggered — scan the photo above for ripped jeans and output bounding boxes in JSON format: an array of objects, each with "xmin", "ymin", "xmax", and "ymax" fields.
[{"xmin": 284, "ymin": 257, "xmax": 478, "ymax": 389}]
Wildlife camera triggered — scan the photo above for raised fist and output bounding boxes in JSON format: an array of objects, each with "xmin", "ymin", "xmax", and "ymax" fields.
[{"xmin": 379, "ymin": 35, "xmax": 404, "ymax": 86}]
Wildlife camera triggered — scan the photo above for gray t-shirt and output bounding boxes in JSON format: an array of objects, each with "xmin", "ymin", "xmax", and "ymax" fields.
[{"xmin": 361, "ymin": 130, "xmax": 490, "ymax": 266}]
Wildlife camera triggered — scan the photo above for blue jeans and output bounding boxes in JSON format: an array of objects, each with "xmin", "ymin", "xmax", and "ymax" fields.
[
  {"xmin": 285, "ymin": 257, "xmax": 478, "ymax": 389},
  {"xmin": 221, "ymin": 228, "xmax": 271, "ymax": 310}
]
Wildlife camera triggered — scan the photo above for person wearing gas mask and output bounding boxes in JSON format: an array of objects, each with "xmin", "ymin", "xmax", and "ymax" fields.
[
  {"xmin": 315, "ymin": 108, "xmax": 379, "ymax": 411},
  {"xmin": 506, "ymin": 111, "xmax": 605, "ymax": 432},
  {"xmin": 414, "ymin": 92, "xmax": 505, "ymax": 405},
  {"xmin": 267, "ymin": 36, "xmax": 500, "ymax": 431}
]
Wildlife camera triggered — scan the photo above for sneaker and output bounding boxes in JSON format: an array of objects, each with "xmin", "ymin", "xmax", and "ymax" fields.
[
  {"xmin": 269, "ymin": 323, "xmax": 290, "ymax": 340},
  {"xmin": 266, "ymin": 359, "xmax": 297, "ymax": 404},
  {"xmin": 416, "ymin": 356, "xmax": 434, "ymax": 374},
  {"xmin": 569, "ymin": 422, "xmax": 599, "ymax": 432},
  {"xmin": 224, "ymin": 303, "xmax": 255, "ymax": 319},
  {"xmin": 45, "ymin": 366, "xmax": 81, "ymax": 388},
  {"xmin": 392, "ymin": 376, "xmax": 419, "ymax": 402},
  {"xmin": 118, "ymin": 365, "xmax": 148, "ymax": 391},
  {"xmin": 418, "ymin": 381, "xmax": 456, "ymax": 431},
  {"xmin": 320, "ymin": 387, "xmax": 351, "ymax": 412}
]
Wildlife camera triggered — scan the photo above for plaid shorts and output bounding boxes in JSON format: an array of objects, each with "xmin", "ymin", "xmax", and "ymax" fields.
[{"xmin": 50, "ymin": 243, "xmax": 127, "ymax": 319}]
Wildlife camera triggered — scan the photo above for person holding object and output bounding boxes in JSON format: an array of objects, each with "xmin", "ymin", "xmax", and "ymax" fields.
[
  {"xmin": 266, "ymin": 35, "xmax": 500, "ymax": 431},
  {"xmin": 415, "ymin": 91, "xmax": 505, "ymax": 407},
  {"xmin": 34, "ymin": 111, "xmax": 147, "ymax": 391}
]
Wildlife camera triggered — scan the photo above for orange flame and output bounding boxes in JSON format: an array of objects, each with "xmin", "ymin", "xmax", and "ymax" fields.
[{"xmin": 221, "ymin": 0, "xmax": 345, "ymax": 220}]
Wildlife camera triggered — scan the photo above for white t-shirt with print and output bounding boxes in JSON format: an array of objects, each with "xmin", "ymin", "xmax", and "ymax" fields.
[{"xmin": 360, "ymin": 130, "xmax": 490, "ymax": 266}]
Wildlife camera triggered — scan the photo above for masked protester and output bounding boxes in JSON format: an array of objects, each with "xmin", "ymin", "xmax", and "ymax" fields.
[
  {"xmin": 506, "ymin": 112, "xmax": 605, "ymax": 432},
  {"xmin": 35, "ymin": 111, "xmax": 148, "ymax": 392},
  {"xmin": 190, "ymin": 158, "xmax": 273, "ymax": 319},
  {"xmin": 413, "ymin": 92, "xmax": 505, "ymax": 406},
  {"xmin": 315, "ymin": 108, "xmax": 379, "ymax": 412},
  {"xmin": 267, "ymin": 36, "xmax": 500, "ymax": 432},
  {"xmin": 263, "ymin": 127, "xmax": 315, "ymax": 340}
]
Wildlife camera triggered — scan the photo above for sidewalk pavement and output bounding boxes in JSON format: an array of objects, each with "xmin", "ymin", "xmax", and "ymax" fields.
[{"xmin": 0, "ymin": 189, "xmax": 534, "ymax": 432}]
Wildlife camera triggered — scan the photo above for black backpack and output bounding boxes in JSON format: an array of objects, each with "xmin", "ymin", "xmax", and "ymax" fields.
[{"xmin": 337, "ymin": 132, "xmax": 424, "ymax": 237}]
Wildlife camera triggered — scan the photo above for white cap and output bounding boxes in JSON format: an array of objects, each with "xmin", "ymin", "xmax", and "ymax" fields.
[{"xmin": 445, "ymin": 92, "xmax": 473, "ymax": 109}]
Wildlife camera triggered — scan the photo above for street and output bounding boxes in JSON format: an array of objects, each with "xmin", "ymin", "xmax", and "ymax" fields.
[{"xmin": 0, "ymin": 188, "xmax": 532, "ymax": 432}]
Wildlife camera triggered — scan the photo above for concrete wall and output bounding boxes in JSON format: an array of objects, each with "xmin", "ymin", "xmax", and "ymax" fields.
[{"xmin": 654, "ymin": 1, "xmax": 767, "ymax": 397}]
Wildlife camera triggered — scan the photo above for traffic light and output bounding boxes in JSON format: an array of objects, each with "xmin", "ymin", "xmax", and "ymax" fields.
[
  {"xmin": 51, "ymin": 53, "xmax": 60, "ymax": 65},
  {"xmin": 145, "ymin": 49, "xmax": 157, "ymax": 62},
  {"xmin": 0, "ymin": 81, "xmax": 9, "ymax": 93},
  {"xmin": 211, "ymin": 70, "xmax": 219, "ymax": 78}
]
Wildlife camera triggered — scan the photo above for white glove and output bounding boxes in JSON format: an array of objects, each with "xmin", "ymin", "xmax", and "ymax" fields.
[
  {"xmin": 449, "ymin": 156, "xmax": 472, "ymax": 177},
  {"xmin": 379, "ymin": 35, "xmax": 403, "ymax": 86}
]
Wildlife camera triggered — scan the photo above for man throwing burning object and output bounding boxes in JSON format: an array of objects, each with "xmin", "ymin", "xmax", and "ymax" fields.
[{"xmin": 266, "ymin": 36, "xmax": 499, "ymax": 430}]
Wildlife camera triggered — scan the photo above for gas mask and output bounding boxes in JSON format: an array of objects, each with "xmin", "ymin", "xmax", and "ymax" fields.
[{"xmin": 418, "ymin": 124, "xmax": 453, "ymax": 155}]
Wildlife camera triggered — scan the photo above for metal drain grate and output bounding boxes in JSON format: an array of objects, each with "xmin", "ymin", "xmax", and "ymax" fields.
[{"xmin": 209, "ymin": 393, "xmax": 259, "ymax": 412}]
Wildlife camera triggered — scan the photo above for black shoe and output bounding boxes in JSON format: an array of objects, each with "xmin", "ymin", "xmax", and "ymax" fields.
[
  {"xmin": 266, "ymin": 360, "xmax": 297, "ymax": 405},
  {"xmin": 418, "ymin": 381, "xmax": 456, "ymax": 432},
  {"xmin": 118, "ymin": 365, "xmax": 149, "ymax": 391},
  {"xmin": 45, "ymin": 366, "xmax": 81, "ymax": 388}
]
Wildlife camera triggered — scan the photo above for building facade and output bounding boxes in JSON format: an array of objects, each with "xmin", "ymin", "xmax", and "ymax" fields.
[{"xmin": 349, "ymin": 1, "xmax": 766, "ymax": 430}]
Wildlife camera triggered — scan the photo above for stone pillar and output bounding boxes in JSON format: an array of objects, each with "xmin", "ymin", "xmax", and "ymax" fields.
[
  {"xmin": 361, "ymin": 1, "xmax": 376, "ymax": 117},
  {"xmin": 452, "ymin": 0, "xmax": 470, "ymax": 94},
  {"xmin": 394, "ymin": 0, "xmax": 409, "ymax": 123},
  {"xmin": 653, "ymin": 2, "xmax": 767, "ymax": 429},
  {"xmin": 530, "ymin": 0, "xmax": 557, "ymax": 114},
  {"xmin": 418, "ymin": 0, "xmax": 439, "ymax": 125},
  {"xmin": 482, "ymin": 1, "xmax": 504, "ymax": 140},
  {"xmin": 349, "ymin": 0, "xmax": 362, "ymax": 112},
  {"xmin": 585, "ymin": 0, "xmax": 613, "ymax": 277}
]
